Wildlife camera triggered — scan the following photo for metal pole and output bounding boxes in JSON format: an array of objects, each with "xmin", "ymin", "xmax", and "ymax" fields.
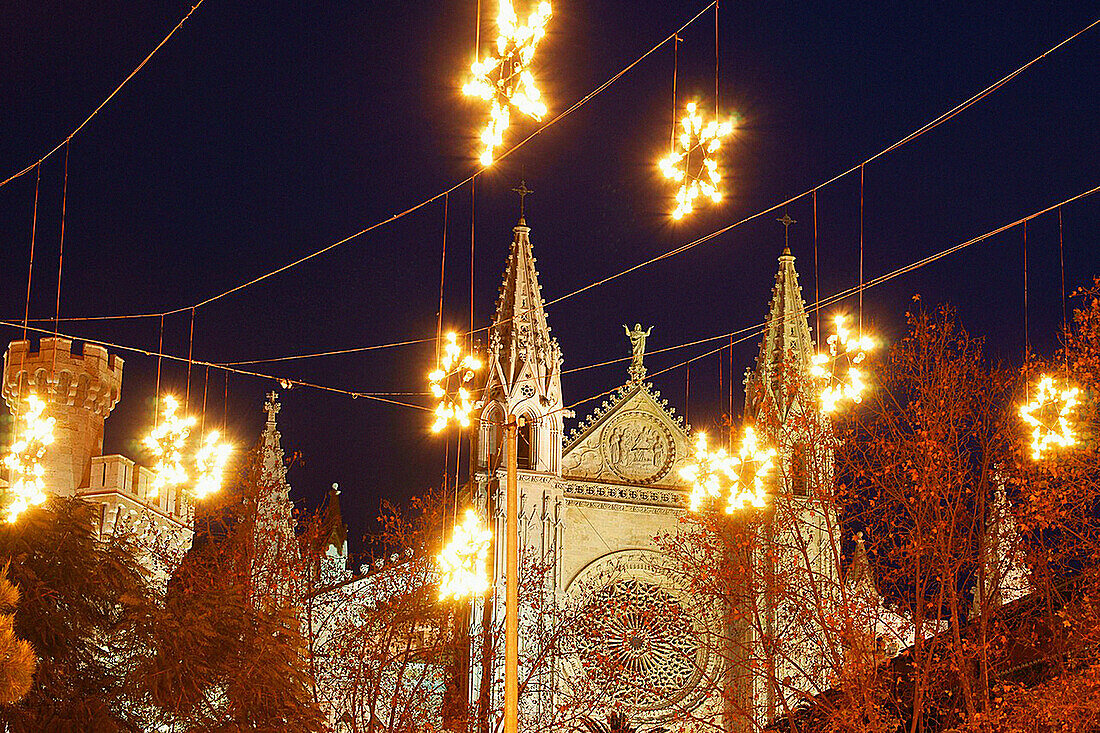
[{"xmin": 504, "ymin": 414, "xmax": 519, "ymax": 733}]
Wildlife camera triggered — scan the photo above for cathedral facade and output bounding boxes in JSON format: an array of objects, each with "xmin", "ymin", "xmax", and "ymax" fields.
[{"xmin": 467, "ymin": 215, "xmax": 842, "ymax": 731}]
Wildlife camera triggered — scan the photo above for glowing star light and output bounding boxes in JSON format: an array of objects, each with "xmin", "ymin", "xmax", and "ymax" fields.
[
  {"xmin": 658, "ymin": 101, "xmax": 735, "ymax": 220},
  {"xmin": 1019, "ymin": 375, "xmax": 1080, "ymax": 460},
  {"xmin": 192, "ymin": 431, "xmax": 232, "ymax": 500},
  {"xmin": 810, "ymin": 314, "xmax": 877, "ymax": 414},
  {"xmin": 429, "ymin": 332, "xmax": 483, "ymax": 432},
  {"xmin": 437, "ymin": 508, "xmax": 493, "ymax": 601},
  {"xmin": 681, "ymin": 428, "xmax": 777, "ymax": 513},
  {"xmin": 462, "ymin": 0, "xmax": 552, "ymax": 166},
  {"xmin": 143, "ymin": 395, "xmax": 196, "ymax": 497},
  {"xmin": 2, "ymin": 395, "xmax": 56, "ymax": 523}
]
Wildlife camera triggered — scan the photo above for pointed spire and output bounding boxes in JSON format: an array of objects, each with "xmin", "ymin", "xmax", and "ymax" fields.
[
  {"xmin": 489, "ymin": 217, "xmax": 561, "ymax": 388},
  {"xmin": 846, "ymin": 532, "xmax": 879, "ymax": 600},
  {"xmin": 745, "ymin": 240, "xmax": 815, "ymax": 415},
  {"xmin": 321, "ymin": 483, "xmax": 348, "ymax": 559}
]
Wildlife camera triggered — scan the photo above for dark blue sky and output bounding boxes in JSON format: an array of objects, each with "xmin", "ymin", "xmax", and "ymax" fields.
[{"xmin": 1, "ymin": 1, "xmax": 1097, "ymax": 554}]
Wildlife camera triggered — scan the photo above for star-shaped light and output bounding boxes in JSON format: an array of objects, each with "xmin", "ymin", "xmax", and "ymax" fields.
[
  {"xmin": 437, "ymin": 508, "xmax": 493, "ymax": 601},
  {"xmin": 658, "ymin": 102, "xmax": 735, "ymax": 220},
  {"xmin": 1019, "ymin": 375, "xmax": 1080, "ymax": 460},
  {"xmin": 429, "ymin": 332, "xmax": 483, "ymax": 432},
  {"xmin": 192, "ymin": 431, "xmax": 232, "ymax": 500},
  {"xmin": 462, "ymin": 0, "xmax": 553, "ymax": 167},
  {"xmin": 2, "ymin": 394, "xmax": 56, "ymax": 523},
  {"xmin": 143, "ymin": 395, "xmax": 196, "ymax": 497},
  {"xmin": 810, "ymin": 314, "xmax": 877, "ymax": 414},
  {"xmin": 681, "ymin": 428, "xmax": 776, "ymax": 513}
]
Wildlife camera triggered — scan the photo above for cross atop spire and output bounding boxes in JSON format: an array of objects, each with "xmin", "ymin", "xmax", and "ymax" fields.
[
  {"xmin": 512, "ymin": 180, "xmax": 534, "ymax": 224},
  {"xmin": 264, "ymin": 391, "xmax": 281, "ymax": 426},
  {"xmin": 777, "ymin": 211, "xmax": 796, "ymax": 254}
]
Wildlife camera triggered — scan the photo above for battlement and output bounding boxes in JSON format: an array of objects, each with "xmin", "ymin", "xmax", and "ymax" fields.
[{"xmin": 3, "ymin": 337, "xmax": 123, "ymax": 417}]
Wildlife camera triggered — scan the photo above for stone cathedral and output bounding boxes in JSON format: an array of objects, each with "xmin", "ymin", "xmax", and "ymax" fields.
[{"xmin": 468, "ymin": 211, "xmax": 843, "ymax": 731}]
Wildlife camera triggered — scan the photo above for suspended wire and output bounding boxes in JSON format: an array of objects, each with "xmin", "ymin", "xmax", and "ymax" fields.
[
  {"xmin": 0, "ymin": 0, "xmax": 208, "ymax": 190},
  {"xmin": 670, "ymin": 32, "xmax": 679, "ymax": 152},
  {"xmin": 22, "ymin": 166, "xmax": 41, "ymax": 343},
  {"xmin": 0, "ymin": 317, "xmax": 433, "ymax": 410},
  {"xmin": 436, "ymin": 193, "xmax": 449, "ymax": 357},
  {"xmin": 859, "ymin": 163, "xmax": 864, "ymax": 334},
  {"xmin": 813, "ymin": 189, "xmax": 820, "ymax": 342},
  {"xmin": 7, "ymin": 8, "xmax": 1094, "ymax": 346},
  {"xmin": 714, "ymin": 0, "xmax": 720, "ymax": 116},
  {"xmin": 52, "ymin": 143, "xmax": 70, "ymax": 373},
  {"xmin": 154, "ymin": 315, "xmax": 164, "ymax": 427},
  {"xmin": 185, "ymin": 307, "xmax": 195, "ymax": 409}
]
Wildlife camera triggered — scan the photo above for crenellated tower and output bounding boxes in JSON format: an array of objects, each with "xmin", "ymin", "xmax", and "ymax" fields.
[{"xmin": 3, "ymin": 337, "xmax": 122, "ymax": 494}]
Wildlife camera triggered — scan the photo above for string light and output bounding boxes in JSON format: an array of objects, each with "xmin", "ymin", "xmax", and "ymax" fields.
[
  {"xmin": 462, "ymin": 0, "xmax": 553, "ymax": 166},
  {"xmin": 429, "ymin": 332, "xmax": 483, "ymax": 432},
  {"xmin": 658, "ymin": 101, "xmax": 735, "ymax": 220},
  {"xmin": 725, "ymin": 426, "xmax": 776, "ymax": 512},
  {"xmin": 192, "ymin": 430, "xmax": 232, "ymax": 500},
  {"xmin": 437, "ymin": 508, "xmax": 493, "ymax": 600},
  {"xmin": 2, "ymin": 395, "xmax": 55, "ymax": 523},
  {"xmin": 810, "ymin": 314, "xmax": 876, "ymax": 414},
  {"xmin": 143, "ymin": 395, "xmax": 196, "ymax": 497},
  {"xmin": 681, "ymin": 427, "xmax": 776, "ymax": 513},
  {"xmin": 1019, "ymin": 375, "xmax": 1080, "ymax": 460}
]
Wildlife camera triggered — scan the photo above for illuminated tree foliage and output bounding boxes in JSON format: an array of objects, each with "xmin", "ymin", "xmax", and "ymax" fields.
[{"xmin": 0, "ymin": 563, "xmax": 35, "ymax": 705}]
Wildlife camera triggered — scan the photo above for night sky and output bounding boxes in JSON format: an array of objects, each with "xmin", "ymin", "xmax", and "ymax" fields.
[{"xmin": 1, "ymin": 1, "xmax": 1097, "ymax": 556}]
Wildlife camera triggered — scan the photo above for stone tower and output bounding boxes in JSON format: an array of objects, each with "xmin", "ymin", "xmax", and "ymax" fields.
[
  {"xmin": 743, "ymin": 237, "xmax": 840, "ymax": 723},
  {"xmin": 3, "ymin": 337, "xmax": 123, "ymax": 495},
  {"xmin": 470, "ymin": 213, "xmax": 566, "ymax": 728}
]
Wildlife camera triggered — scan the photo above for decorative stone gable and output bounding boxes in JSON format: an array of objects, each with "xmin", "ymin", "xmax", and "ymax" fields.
[{"xmin": 562, "ymin": 381, "xmax": 691, "ymax": 488}]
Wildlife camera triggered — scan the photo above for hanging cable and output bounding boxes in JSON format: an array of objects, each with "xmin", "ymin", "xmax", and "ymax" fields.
[
  {"xmin": 813, "ymin": 189, "xmax": 820, "ymax": 342},
  {"xmin": 859, "ymin": 163, "xmax": 864, "ymax": 334},
  {"xmin": 0, "ymin": 1, "xmax": 207, "ymax": 190},
  {"xmin": 185, "ymin": 308, "xmax": 195, "ymax": 410},
  {"xmin": 436, "ymin": 193, "xmax": 450, "ymax": 356},
  {"xmin": 200, "ymin": 365, "xmax": 210, "ymax": 436},
  {"xmin": 52, "ymin": 143, "xmax": 70, "ymax": 373},
  {"xmin": 670, "ymin": 32, "xmax": 679, "ymax": 152},
  {"xmin": 17, "ymin": 164, "xmax": 42, "ymax": 383},
  {"xmin": 1059, "ymin": 207, "xmax": 1069, "ymax": 375},
  {"xmin": 154, "ymin": 315, "xmax": 164, "ymax": 427},
  {"xmin": 714, "ymin": 0, "xmax": 720, "ymax": 117},
  {"xmin": 223, "ymin": 369, "xmax": 229, "ymax": 433}
]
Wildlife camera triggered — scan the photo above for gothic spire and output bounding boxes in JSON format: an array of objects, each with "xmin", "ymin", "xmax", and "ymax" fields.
[
  {"xmin": 745, "ymin": 241, "xmax": 816, "ymax": 418},
  {"xmin": 489, "ymin": 217, "xmax": 561, "ymax": 390}
]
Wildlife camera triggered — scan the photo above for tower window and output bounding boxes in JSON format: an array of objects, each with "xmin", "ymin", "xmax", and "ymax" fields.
[
  {"xmin": 791, "ymin": 444, "xmax": 809, "ymax": 497},
  {"xmin": 517, "ymin": 420, "xmax": 533, "ymax": 470}
]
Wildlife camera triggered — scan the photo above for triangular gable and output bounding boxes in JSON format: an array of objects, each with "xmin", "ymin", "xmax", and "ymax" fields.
[{"xmin": 562, "ymin": 381, "xmax": 692, "ymax": 488}]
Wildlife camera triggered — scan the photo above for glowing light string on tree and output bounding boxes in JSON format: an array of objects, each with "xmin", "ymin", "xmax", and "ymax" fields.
[
  {"xmin": 659, "ymin": 102, "xmax": 735, "ymax": 219},
  {"xmin": 437, "ymin": 508, "xmax": 493, "ymax": 600},
  {"xmin": 810, "ymin": 314, "xmax": 876, "ymax": 414},
  {"xmin": 429, "ymin": 332, "xmax": 483, "ymax": 432},
  {"xmin": 2, "ymin": 395, "xmax": 56, "ymax": 522},
  {"xmin": 463, "ymin": 0, "xmax": 553, "ymax": 166},
  {"xmin": 1019, "ymin": 377, "xmax": 1080, "ymax": 461}
]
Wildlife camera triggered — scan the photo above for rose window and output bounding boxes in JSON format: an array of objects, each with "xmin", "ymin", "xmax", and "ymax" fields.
[{"xmin": 578, "ymin": 577, "xmax": 700, "ymax": 709}]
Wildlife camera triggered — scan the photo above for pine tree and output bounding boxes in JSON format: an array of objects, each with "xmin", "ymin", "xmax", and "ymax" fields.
[{"xmin": 0, "ymin": 563, "xmax": 35, "ymax": 704}]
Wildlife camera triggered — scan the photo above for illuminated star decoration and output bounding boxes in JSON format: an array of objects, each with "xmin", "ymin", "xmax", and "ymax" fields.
[
  {"xmin": 658, "ymin": 102, "xmax": 735, "ymax": 220},
  {"xmin": 810, "ymin": 314, "xmax": 877, "ymax": 414},
  {"xmin": 462, "ymin": 0, "xmax": 552, "ymax": 167},
  {"xmin": 429, "ymin": 332, "xmax": 483, "ymax": 432},
  {"xmin": 437, "ymin": 508, "xmax": 493, "ymax": 600},
  {"xmin": 681, "ymin": 428, "xmax": 777, "ymax": 513},
  {"xmin": 143, "ymin": 395, "xmax": 196, "ymax": 497},
  {"xmin": 1, "ymin": 394, "xmax": 56, "ymax": 523},
  {"xmin": 192, "ymin": 431, "xmax": 233, "ymax": 500},
  {"xmin": 1019, "ymin": 375, "xmax": 1080, "ymax": 460}
]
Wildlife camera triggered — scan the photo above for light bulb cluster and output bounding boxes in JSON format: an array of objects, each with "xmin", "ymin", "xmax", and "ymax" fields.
[
  {"xmin": 463, "ymin": 0, "xmax": 552, "ymax": 167},
  {"xmin": 810, "ymin": 314, "xmax": 877, "ymax": 414},
  {"xmin": 429, "ymin": 332, "xmax": 483, "ymax": 432},
  {"xmin": 681, "ymin": 427, "xmax": 777, "ymax": 514},
  {"xmin": 437, "ymin": 508, "xmax": 493, "ymax": 601},
  {"xmin": 658, "ymin": 102, "xmax": 735, "ymax": 220},
  {"xmin": 143, "ymin": 395, "xmax": 232, "ymax": 499},
  {"xmin": 1019, "ymin": 375, "xmax": 1080, "ymax": 460},
  {"xmin": 2, "ymin": 395, "xmax": 56, "ymax": 523}
]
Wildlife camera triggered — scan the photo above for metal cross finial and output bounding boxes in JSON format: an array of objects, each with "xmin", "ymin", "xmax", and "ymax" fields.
[
  {"xmin": 264, "ymin": 391, "xmax": 281, "ymax": 424},
  {"xmin": 512, "ymin": 180, "xmax": 534, "ymax": 222},
  {"xmin": 777, "ymin": 211, "xmax": 796, "ymax": 251}
]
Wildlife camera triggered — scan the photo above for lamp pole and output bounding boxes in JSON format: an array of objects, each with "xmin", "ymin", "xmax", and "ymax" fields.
[{"xmin": 504, "ymin": 414, "xmax": 520, "ymax": 733}]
